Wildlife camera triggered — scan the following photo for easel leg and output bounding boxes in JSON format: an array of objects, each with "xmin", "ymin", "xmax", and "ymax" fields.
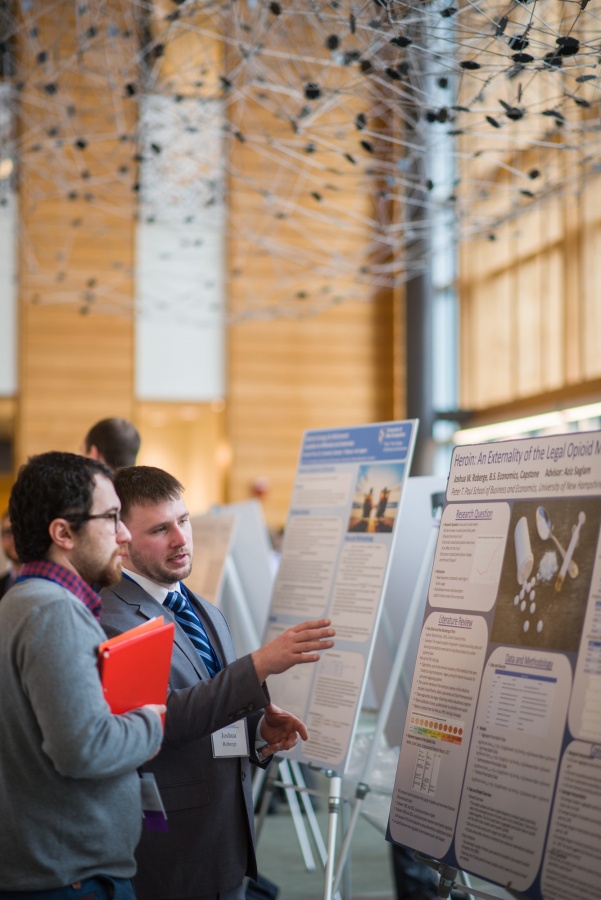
[
  {"xmin": 341, "ymin": 793, "xmax": 351, "ymax": 900},
  {"xmin": 279, "ymin": 758, "xmax": 317, "ymax": 871},
  {"xmin": 254, "ymin": 759, "xmax": 330, "ymax": 874},
  {"xmin": 289, "ymin": 760, "xmax": 328, "ymax": 866},
  {"xmin": 333, "ymin": 512, "xmax": 442, "ymax": 892},
  {"xmin": 323, "ymin": 772, "xmax": 342, "ymax": 900},
  {"xmin": 333, "ymin": 783, "xmax": 368, "ymax": 895}
]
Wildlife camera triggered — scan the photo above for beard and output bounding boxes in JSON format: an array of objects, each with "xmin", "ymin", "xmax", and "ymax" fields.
[
  {"xmin": 92, "ymin": 554, "xmax": 124, "ymax": 589},
  {"xmin": 75, "ymin": 549, "xmax": 123, "ymax": 589},
  {"xmin": 127, "ymin": 544, "xmax": 192, "ymax": 586}
]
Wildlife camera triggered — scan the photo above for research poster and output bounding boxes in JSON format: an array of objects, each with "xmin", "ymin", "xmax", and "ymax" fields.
[
  {"xmin": 387, "ymin": 432, "xmax": 601, "ymax": 900},
  {"xmin": 187, "ymin": 513, "xmax": 236, "ymax": 604},
  {"xmin": 266, "ymin": 421, "xmax": 417, "ymax": 772}
]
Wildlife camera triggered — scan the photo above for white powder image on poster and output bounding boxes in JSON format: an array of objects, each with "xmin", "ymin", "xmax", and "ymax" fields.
[{"xmin": 538, "ymin": 551, "xmax": 559, "ymax": 583}]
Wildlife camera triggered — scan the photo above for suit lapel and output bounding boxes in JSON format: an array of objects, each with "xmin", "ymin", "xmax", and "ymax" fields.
[
  {"xmin": 113, "ymin": 577, "xmax": 163, "ymax": 621},
  {"xmin": 114, "ymin": 578, "xmax": 211, "ymax": 681}
]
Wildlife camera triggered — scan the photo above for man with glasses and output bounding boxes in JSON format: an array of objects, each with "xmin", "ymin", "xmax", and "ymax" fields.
[
  {"xmin": 100, "ymin": 465, "xmax": 336, "ymax": 900},
  {"xmin": 0, "ymin": 451, "xmax": 165, "ymax": 899}
]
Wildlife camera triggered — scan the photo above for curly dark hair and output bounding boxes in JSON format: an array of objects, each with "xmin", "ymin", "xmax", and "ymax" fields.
[
  {"xmin": 114, "ymin": 466, "xmax": 184, "ymax": 520},
  {"xmin": 9, "ymin": 451, "xmax": 113, "ymax": 563}
]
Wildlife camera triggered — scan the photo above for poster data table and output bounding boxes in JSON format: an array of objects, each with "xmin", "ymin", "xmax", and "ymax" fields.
[{"xmin": 388, "ymin": 432, "xmax": 601, "ymax": 900}]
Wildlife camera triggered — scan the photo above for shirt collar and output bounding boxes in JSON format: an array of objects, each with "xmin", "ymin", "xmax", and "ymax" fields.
[
  {"xmin": 18, "ymin": 560, "xmax": 102, "ymax": 620},
  {"xmin": 121, "ymin": 567, "xmax": 181, "ymax": 606}
]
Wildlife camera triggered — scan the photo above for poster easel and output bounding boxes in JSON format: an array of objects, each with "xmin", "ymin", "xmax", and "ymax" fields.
[
  {"xmin": 189, "ymin": 504, "xmax": 332, "ymax": 876},
  {"xmin": 256, "ymin": 479, "xmax": 444, "ymax": 900},
  {"xmin": 331, "ymin": 497, "xmax": 442, "ymax": 895},
  {"xmin": 211, "ymin": 499, "xmax": 275, "ymax": 656},
  {"xmin": 252, "ymin": 479, "xmax": 459, "ymax": 900},
  {"xmin": 187, "ymin": 512, "xmax": 236, "ymax": 605},
  {"xmin": 265, "ymin": 421, "xmax": 418, "ymax": 772},
  {"xmin": 254, "ymin": 757, "xmax": 328, "ymax": 873},
  {"xmin": 187, "ymin": 509, "xmax": 266, "ymax": 653},
  {"xmin": 259, "ymin": 421, "xmax": 420, "ymax": 899}
]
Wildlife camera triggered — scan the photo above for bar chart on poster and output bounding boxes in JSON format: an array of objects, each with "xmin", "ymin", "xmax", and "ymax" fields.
[{"xmin": 387, "ymin": 431, "xmax": 601, "ymax": 900}]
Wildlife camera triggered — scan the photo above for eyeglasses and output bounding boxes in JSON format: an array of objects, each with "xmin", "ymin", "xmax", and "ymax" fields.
[{"xmin": 65, "ymin": 510, "xmax": 121, "ymax": 534}]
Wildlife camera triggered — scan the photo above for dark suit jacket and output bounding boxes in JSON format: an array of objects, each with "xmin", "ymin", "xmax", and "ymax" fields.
[{"xmin": 100, "ymin": 578, "xmax": 270, "ymax": 899}]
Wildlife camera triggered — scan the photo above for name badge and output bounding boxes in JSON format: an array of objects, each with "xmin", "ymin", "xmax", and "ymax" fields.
[{"xmin": 211, "ymin": 718, "xmax": 249, "ymax": 758}]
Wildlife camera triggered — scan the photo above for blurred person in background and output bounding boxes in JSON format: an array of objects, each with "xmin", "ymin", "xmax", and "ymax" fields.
[
  {"xmin": 0, "ymin": 509, "xmax": 21, "ymax": 598},
  {"xmin": 82, "ymin": 417, "xmax": 141, "ymax": 471}
]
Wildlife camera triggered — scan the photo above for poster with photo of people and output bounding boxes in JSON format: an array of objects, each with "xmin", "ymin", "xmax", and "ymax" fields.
[{"xmin": 265, "ymin": 421, "xmax": 417, "ymax": 772}]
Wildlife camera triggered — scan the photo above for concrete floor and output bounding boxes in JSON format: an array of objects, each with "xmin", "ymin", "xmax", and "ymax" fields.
[{"xmin": 251, "ymin": 766, "xmax": 395, "ymax": 900}]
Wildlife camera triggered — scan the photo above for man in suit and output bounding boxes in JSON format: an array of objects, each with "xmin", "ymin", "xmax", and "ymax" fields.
[{"xmin": 100, "ymin": 465, "xmax": 335, "ymax": 900}]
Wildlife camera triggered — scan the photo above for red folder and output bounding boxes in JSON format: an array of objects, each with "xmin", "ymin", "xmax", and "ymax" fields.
[{"xmin": 98, "ymin": 616, "xmax": 175, "ymax": 715}]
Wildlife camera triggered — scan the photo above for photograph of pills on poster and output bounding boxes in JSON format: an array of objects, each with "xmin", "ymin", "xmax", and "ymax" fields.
[{"xmin": 490, "ymin": 497, "xmax": 601, "ymax": 653}]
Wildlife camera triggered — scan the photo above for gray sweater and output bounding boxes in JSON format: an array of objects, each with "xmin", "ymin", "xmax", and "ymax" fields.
[{"xmin": 0, "ymin": 577, "xmax": 164, "ymax": 889}]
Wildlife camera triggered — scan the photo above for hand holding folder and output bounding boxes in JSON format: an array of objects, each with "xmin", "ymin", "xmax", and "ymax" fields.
[{"xmin": 98, "ymin": 616, "xmax": 175, "ymax": 717}]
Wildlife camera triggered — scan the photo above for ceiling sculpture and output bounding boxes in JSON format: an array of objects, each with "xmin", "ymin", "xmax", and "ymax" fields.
[{"xmin": 1, "ymin": 0, "xmax": 600, "ymax": 319}]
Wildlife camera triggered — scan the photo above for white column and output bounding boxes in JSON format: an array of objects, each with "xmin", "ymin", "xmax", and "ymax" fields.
[{"xmin": 135, "ymin": 94, "xmax": 226, "ymax": 401}]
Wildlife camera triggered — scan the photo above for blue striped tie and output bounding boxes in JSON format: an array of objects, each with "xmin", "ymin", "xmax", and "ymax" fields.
[{"xmin": 165, "ymin": 590, "xmax": 220, "ymax": 678}]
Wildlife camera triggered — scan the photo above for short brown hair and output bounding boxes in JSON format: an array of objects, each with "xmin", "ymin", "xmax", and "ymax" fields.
[
  {"xmin": 114, "ymin": 466, "xmax": 184, "ymax": 519},
  {"xmin": 84, "ymin": 418, "xmax": 141, "ymax": 470}
]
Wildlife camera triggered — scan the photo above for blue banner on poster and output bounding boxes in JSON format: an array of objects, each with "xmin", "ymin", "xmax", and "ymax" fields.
[{"xmin": 299, "ymin": 422, "xmax": 414, "ymax": 466}]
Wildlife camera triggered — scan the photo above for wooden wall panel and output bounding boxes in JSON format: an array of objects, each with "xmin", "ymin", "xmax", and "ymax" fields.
[
  {"xmin": 542, "ymin": 248, "xmax": 564, "ymax": 394},
  {"xmin": 467, "ymin": 270, "xmax": 513, "ymax": 408},
  {"xmin": 15, "ymin": 2, "xmax": 138, "ymax": 464},
  {"xmin": 0, "ymin": 477, "xmax": 12, "ymax": 522},
  {"xmin": 225, "ymin": 21, "xmax": 399, "ymax": 527},
  {"xmin": 458, "ymin": 1, "xmax": 601, "ymax": 418},
  {"xmin": 515, "ymin": 256, "xmax": 543, "ymax": 399},
  {"xmin": 461, "ymin": 166, "xmax": 601, "ymax": 416},
  {"xmin": 227, "ymin": 296, "xmax": 397, "ymax": 527},
  {"xmin": 562, "ymin": 200, "xmax": 583, "ymax": 387},
  {"xmin": 135, "ymin": 402, "xmax": 227, "ymax": 516},
  {"xmin": 18, "ymin": 307, "xmax": 134, "ymax": 458},
  {"xmin": 582, "ymin": 176, "xmax": 601, "ymax": 381}
]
